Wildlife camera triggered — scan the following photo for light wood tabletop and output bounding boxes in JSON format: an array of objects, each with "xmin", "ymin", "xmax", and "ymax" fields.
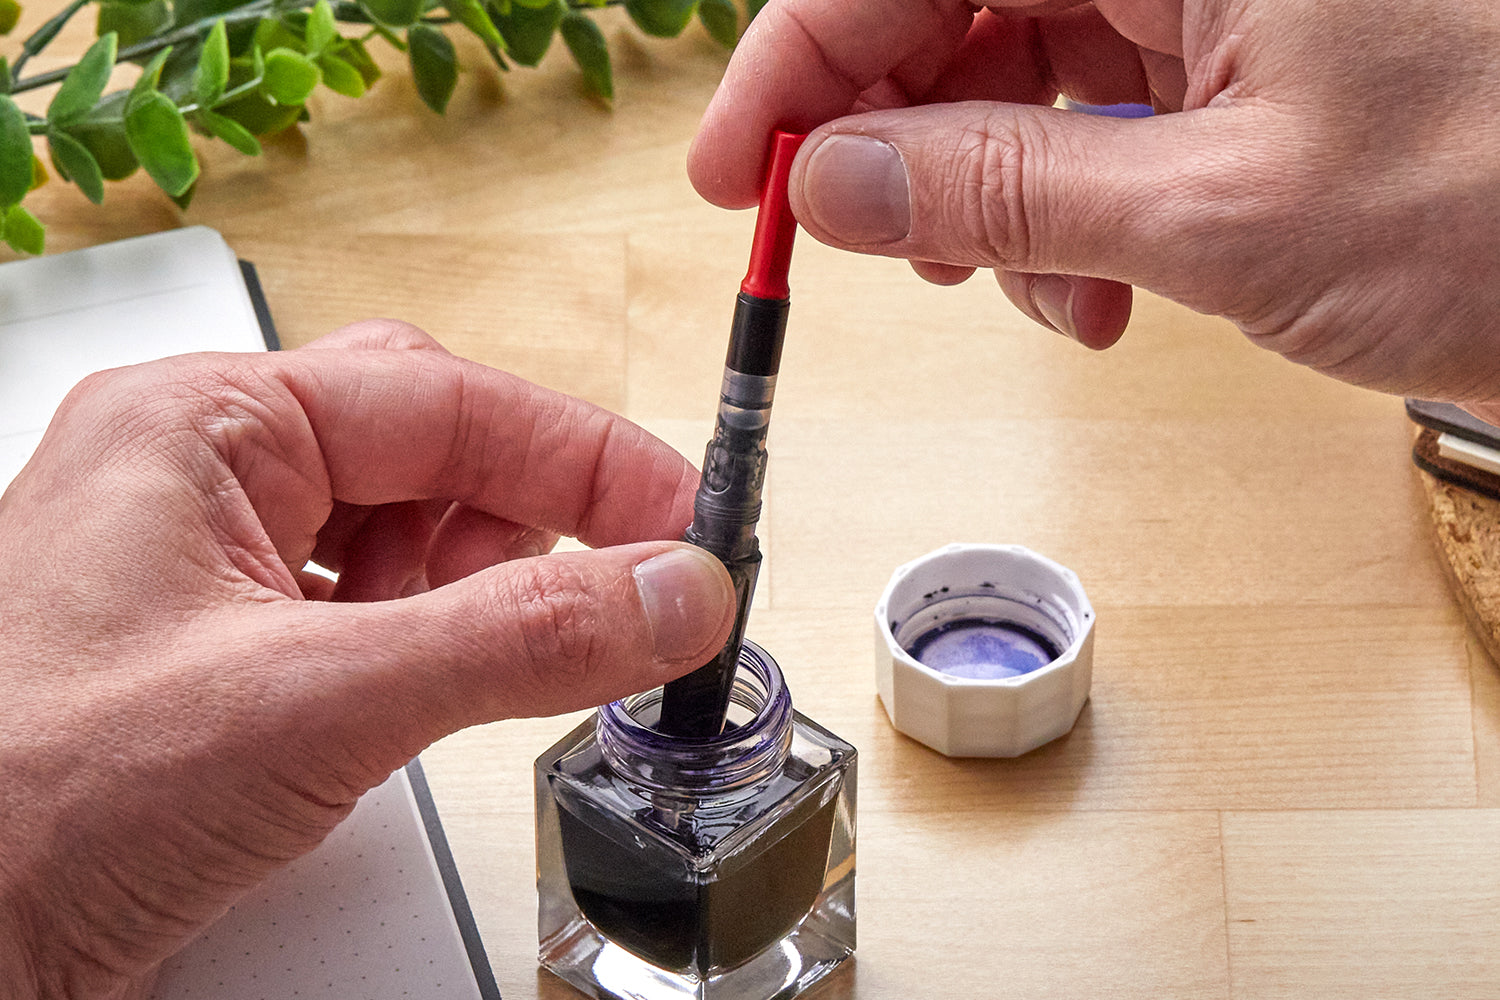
[{"xmin": 16, "ymin": 6, "xmax": 1500, "ymax": 998}]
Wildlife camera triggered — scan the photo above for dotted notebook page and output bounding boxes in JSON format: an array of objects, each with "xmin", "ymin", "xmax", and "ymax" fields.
[{"xmin": 151, "ymin": 763, "xmax": 495, "ymax": 1000}]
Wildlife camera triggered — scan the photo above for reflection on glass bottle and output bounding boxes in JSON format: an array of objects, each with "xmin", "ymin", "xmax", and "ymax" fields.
[{"xmin": 535, "ymin": 641, "xmax": 856, "ymax": 1000}]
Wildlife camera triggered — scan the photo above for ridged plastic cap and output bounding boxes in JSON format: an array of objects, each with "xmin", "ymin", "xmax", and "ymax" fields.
[{"xmin": 873, "ymin": 543, "xmax": 1095, "ymax": 758}]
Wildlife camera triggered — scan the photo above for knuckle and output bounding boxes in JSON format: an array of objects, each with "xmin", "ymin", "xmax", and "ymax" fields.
[
  {"xmin": 327, "ymin": 318, "xmax": 443, "ymax": 352},
  {"xmin": 52, "ymin": 361, "xmax": 236, "ymax": 467},
  {"xmin": 943, "ymin": 115, "xmax": 1038, "ymax": 269}
]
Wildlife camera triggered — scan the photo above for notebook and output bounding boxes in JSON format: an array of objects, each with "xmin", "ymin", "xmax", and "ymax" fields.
[
  {"xmin": 0, "ymin": 227, "xmax": 501, "ymax": 1000},
  {"xmin": 1407, "ymin": 398, "xmax": 1500, "ymax": 502}
]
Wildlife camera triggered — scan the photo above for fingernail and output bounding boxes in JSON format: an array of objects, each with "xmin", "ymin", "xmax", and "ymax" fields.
[
  {"xmin": 1030, "ymin": 274, "xmax": 1079, "ymax": 340},
  {"xmin": 802, "ymin": 135, "xmax": 912, "ymax": 244},
  {"xmin": 633, "ymin": 548, "xmax": 733, "ymax": 663}
]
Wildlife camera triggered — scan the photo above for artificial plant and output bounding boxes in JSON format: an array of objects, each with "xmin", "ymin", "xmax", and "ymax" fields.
[{"xmin": 0, "ymin": 0, "xmax": 761, "ymax": 253}]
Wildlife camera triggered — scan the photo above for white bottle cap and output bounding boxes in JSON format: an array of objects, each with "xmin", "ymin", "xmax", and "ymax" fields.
[{"xmin": 873, "ymin": 543, "xmax": 1095, "ymax": 757}]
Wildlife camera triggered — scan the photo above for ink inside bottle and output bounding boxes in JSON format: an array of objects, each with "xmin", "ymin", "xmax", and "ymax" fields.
[{"xmin": 535, "ymin": 640, "xmax": 856, "ymax": 1000}]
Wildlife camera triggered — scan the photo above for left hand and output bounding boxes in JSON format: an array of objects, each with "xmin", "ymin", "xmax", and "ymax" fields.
[{"xmin": 0, "ymin": 322, "xmax": 734, "ymax": 999}]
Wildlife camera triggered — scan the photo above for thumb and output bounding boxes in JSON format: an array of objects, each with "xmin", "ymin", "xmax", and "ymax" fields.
[
  {"xmin": 265, "ymin": 541, "xmax": 736, "ymax": 782},
  {"xmin": 392, "ymin": 541, "xmax": 736, "ymax": 723},
  {"xmin": 789, "ymin": 103, "xmax": 1282, "ymax": 332}
]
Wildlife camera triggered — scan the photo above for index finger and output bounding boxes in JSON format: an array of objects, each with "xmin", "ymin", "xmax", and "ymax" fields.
[
  {"xmin": 687, "ymin": 0, "xmax": 1183, "ymax": 208},
  {"xmin": 689, "ymin": 0, "xmax": 982, "ymax": 208},
  {"xmin": 275, "ymin": 348, "xmax": 700, "ymax": 555},
  {"xmin": 42, "ymin": 347, "xmax": 699, "ymax": 582}
]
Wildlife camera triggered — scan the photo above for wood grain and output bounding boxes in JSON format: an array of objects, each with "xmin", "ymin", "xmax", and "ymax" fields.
[
  {"xmin": 1223, "ymin": 809, "xmax": 1500, "ymax": 999},
  {"xmin": 13, "ymin": 1, "xmax": 1500, "ymax": 995}
]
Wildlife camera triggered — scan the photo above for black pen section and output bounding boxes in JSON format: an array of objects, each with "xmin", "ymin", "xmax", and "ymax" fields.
[
  {"xmin": 656, "ymin": 292, "xmax": 788, "ymax": 737},
  {"xmin": 656, "ymin": 550, "xmax": 761, "ymax": 737},
  {"xmin": 725, "ymin": 293, "xmax": 789, "ymax": 377}
]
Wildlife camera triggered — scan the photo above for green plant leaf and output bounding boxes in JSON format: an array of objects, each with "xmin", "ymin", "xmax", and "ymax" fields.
[
  {"xmin": 97, "ymin": 0, "xmax": 169, "ymax": 47},
  {"xmin": 0, "ymin": 95, "xmax": 32, "ymax": 205},
  {"xmin": 306, "ymin": 0, "xmax": 337, "ymax": 54},
  {"xmin": 697, "ymin": 0, "xmax": 735, "ymax": 47},
  {"xmin": 216, "ymin": 55, "xmax": 303, "ymax": 135},
  {"xmin": 407, "ymin": 24, "xmax": 457, "ymax": 113},
  {"xmin": 124, "ymin": 91, "xmax": 199, "ymax": 196},
  {"xmin": 362, "ymin": 0, "xmax": 422, "ymax": 27},
  {"xmin": 169, "ymin": 177, "xmax": 195, "ymax": 209},
  {"xmin": 198, "ymin": 108, "xmax": 260, "ymax": 154},
  {"xmin": 192, "ymin": 19, "xmax": 230, "ymax": 107},
  {"xmin": 46, "ymin": 128, "xmax": 105, "ymax": 203},
  {"xmin": 69, "ymin": 97, "xmax": 139, "ymax": 179},
  {"xmin": 216, "ymin": 88, "xmax": 301, "ymax": 135},
  {"xmin": 624, "ymin": 0, "xmax": 695, "ymax": 38},
  {"xmin": 3, "ymin": 203, "xmax": 44, "ymax": 254},
  {"xmin": 338, "ymin": 38, "xmax": 382, "ymax": 87},
  {"xmin": 316, "ymin": 53, "xmax": 365, "ymax": 97},
  {"xmin": 128, "ymin": 46, "xmax": 173, "ymax": 114},
  {"xmin": 745, "ymin": 0, "xmax": 768, "ymax": 22},
  {"xmin": 262, "ymin": 48, "xmax": 319, "ymax": 105},
  {"xmin": 0, "ymin": 57, "xmax": 9, "ymax": 95},
  {"xmin": 559, "ymin": 12, "xmax": 610, "ymax": 101},
  {"xmin": 254, "ymin": 16, "xmax": 307, "ymax": 55},
  {"xmin": 157, "ymin": 39, "xmax": 210, "ymax": 105},
  {"xmin": 449, "ymin": 0, "xmax": 503, "ymax": 49},
  {"xmin": 30, "ymin": 153, "xmax": 46, "ymax": 189},
  {"xmin": 493, "ymin": 0, "xmax": 561, "ymax": 66},
  {"xmin": 171, "ymin": 0, "xmax": 240, "ymax": 28},
  {"xmin": 0, "ymin": 0, "xmax": 22, "ymax": 35},
  {"xmin": 510, "ymin": 0, "xmax": 553, "ymax": 10},
  {"xmin": 47, "ymin": 31, "xmax": 117, "ymax": 126}
]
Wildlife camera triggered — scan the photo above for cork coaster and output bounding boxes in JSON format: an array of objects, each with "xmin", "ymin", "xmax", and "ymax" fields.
[{"xmin": 1415, "ymin": 429, "xmax": 1500, "ymax": 665}]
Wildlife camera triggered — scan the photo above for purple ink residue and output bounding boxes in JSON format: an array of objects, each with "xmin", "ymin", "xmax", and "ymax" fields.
[{"xmin": 906, "ymin": 619, "xmax": 1059, "ymax": 680}]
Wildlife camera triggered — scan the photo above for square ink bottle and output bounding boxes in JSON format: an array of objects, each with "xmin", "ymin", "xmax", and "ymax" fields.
[{"xmin": 535, "ymin": 640, "xmax": 857, "ymax": 1000}]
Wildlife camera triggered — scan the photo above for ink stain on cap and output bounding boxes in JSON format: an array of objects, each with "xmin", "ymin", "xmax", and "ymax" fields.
[{"xmin": 905, "ymin": 618, "xmax": 1059, "ymax": 679}]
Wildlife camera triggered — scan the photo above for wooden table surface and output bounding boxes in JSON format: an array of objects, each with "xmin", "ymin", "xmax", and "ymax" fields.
[{"xmin": 18, "ymin": 8, "xmax": 1500, "ymax": 998}]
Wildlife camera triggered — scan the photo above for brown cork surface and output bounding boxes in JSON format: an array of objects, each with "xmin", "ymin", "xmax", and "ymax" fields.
[{"xmin": 1416, "ymin": 431, "xmax": 1500, "ymax": 666}]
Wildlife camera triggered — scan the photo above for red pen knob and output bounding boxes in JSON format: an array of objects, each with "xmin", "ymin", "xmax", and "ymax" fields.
[{"xmin": 740, "ymin": 130, "xmax": 807, "ymax": 300}]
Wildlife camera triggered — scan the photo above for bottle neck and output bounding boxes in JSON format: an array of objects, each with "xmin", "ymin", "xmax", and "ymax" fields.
[{"xmin": 597, "ymin": 640, "xmax": 793, "ymax": 796}]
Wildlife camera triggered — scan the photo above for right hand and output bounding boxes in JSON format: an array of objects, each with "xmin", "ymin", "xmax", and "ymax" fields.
[{"xmin": 689, "ymin": 0, "xmax": 1500, "ymax": 424}]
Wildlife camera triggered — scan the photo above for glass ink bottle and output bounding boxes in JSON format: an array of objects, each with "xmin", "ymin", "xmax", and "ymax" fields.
[{"xmin": 535, "ymin": 640, "xmax": 856, "ymax": 1000}]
